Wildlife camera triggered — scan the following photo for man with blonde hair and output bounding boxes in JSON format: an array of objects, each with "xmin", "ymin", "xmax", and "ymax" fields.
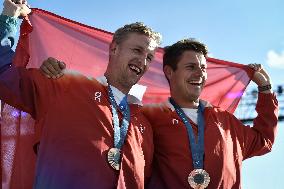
[{"xmin": 0, "ymin": 0, "xmax": 161, "ymax": 188}]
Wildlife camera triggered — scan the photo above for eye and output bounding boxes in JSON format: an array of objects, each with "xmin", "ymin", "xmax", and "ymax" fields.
[
  {"xmin": 132, "ymin": 48, "xmax": 141, "ymax": 54},
  {"xmin": 147, "ymin": 55, "xmax": 153, "ymax": 62},
  {"xmin": 186, "ymin": 65, "xmax": 195, "ymax": 70}
]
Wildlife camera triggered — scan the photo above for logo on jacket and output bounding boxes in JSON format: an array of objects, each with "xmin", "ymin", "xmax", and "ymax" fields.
[
  {"xmin": 139, "ymin": 124, "xmax": 145, "ymax": 134},
  {"xmin": 172, "ymin": 118, "xmax": 179, "ymax": 125},
  {"xmin": 93, "ymin": 91, "xmax": 102, "ymax": 102}
]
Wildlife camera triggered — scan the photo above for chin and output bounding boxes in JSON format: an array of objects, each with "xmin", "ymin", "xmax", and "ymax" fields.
[
  {"xmin": 126, "ymin": 79, "xmax": 138, "ymax": 88},
  {"xmin": 187, "ymin": 93, "xmax": 200, "ymax": 101},
  {"xmin": 131, "ymin": 76, "xmax": 141, "ymax": 84}
]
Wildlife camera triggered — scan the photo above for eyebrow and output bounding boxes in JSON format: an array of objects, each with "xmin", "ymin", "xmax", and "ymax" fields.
[{"xmin": 132, "ymin": 45, "xmax": 155, "ymax": 55}]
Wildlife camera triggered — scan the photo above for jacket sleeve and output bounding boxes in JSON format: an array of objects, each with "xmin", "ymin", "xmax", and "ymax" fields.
[
  {"xmin": 0, "ymin": 66, "xmax": 55, "ymax": 119},
  {"xmin": 232, "ymin": 92, "xmax": 279, "ymax": 160}
]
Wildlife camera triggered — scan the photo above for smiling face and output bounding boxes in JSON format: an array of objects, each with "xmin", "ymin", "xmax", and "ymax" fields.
[
  {"xmin": 105, "ymin": 32, "xmax": 157, "ymax": 93},
  {"xmin": 165, "ymin": 50, "xmax": 207, "ymax": 107}
]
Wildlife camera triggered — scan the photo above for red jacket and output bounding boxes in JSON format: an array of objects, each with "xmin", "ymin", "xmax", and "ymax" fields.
[
  {"xmin": 143, "ymin": 93, "xmax": 278, "ymax": 189},
  {"xmin": 0, "ymin": 67, "xmax": 153, "ymax": 189}
]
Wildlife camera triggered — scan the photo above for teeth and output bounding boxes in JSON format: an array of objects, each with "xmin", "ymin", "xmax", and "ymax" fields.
[
  {"xmin": 189, "ymin": 80, "xmax": 202, "ymax": 85},
  {"xmin": 129, "ymin": 65, "xmax": 141, "ymax": 74}
]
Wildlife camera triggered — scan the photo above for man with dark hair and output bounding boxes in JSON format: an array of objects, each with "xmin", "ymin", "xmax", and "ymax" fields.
[
  {"xmin": 0, "ymin": 0, "xmax": 162, "ymax": 188},
  {"xmin": 143, "ymin": 38, "xmax": 278, "ymax": 188}
]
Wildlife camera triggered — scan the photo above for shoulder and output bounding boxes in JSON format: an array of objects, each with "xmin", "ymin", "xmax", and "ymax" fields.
[
  {"xmin": 142, "ymin": 103, "xmax": 172, "ymax": 122},
  {"xmin": 142, "ymin": 103, "xmax": 169, "ymax": 113},
  {"xmin": 54, "ymin": 70, "xmax": 102, "ymax": 87},
  {"xmin": 201, "ymin": 99, "xmax": 238, "ymax": 123},
  {"xmin": 21, "ymin": 69, "xmax": 103, "ymax": 92}
]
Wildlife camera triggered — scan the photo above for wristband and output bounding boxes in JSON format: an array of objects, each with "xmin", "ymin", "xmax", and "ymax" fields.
[{"xmin": 258, "ymin": 84, "xmax": 271, "ymax": 92}]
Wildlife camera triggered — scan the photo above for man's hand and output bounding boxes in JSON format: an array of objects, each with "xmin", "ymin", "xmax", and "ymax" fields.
[
  {"xmin": 248, "ymin": 63, "xmax": 272, "ymax": 93},
  {"xmin": 40, "ymin": 57, "xmax": 66, "ymax": 79},
  {"xmin": 2, "ymin": 0, "xmax": 31, "ymax": 18}
]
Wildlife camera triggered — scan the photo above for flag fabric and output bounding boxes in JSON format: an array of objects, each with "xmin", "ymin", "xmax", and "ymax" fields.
[{"xmin": 1, "ymin": 8, "xmax": 253, "ymax": 188}]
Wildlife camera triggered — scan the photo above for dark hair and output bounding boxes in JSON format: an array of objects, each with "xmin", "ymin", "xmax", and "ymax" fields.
[
  {"xmin": 112, "ymin": 22, "xmax": 162, "ymax": 47},
  {"xmin": 163, "ymin": 38, "xmax": 208, "ymax": 71}
]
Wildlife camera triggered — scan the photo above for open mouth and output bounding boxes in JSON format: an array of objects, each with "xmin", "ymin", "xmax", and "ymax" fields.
[
  {"xmin": 129, "ymin": 64, "xmax": 142, "ymax": 76},
  {"xmin": 188, "ymin": 80, "xmax": 203, "ymax": 86}
]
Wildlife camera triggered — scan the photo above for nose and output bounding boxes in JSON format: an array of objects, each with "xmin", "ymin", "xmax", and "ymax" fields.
[
  {"xmin": 195, "ymin": 66, "xmax": 203, "ymax": 76},
  {"xmin": 195, "ymin": 66, "xmax": 207, "ymax": 80}
]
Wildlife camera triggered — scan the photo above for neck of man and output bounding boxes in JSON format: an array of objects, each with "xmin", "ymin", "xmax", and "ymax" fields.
[
  {"xmin": 171, "ymin": 96, "xmax": 199, "ymax": 109},
  {"xmin": 104, "ymin": 73, "xmax": 131, "ymax": 95}
]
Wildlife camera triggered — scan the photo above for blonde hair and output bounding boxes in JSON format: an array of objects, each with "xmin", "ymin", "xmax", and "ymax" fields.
[{"xmin": 112, "ymin": 22, "xmax": 162, "ymax": 48}]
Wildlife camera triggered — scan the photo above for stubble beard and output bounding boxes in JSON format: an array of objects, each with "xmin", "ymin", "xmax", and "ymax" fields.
[{"xmin": 117, "ymin": 73, "xmax": 138, "ymax": 92}]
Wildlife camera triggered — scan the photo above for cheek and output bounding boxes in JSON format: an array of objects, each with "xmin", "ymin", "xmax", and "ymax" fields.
[
  {"xmin": 144, "ymin": 63, "xmax": 150, "ymax": 71},
  {"xmin": 181, "ymin": 71, "xmax": 190, "ymax": 81}
]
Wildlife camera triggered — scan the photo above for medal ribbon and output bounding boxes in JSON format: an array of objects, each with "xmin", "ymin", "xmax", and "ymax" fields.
[
  {"xmin": 169, "ymin": 97, "xmax": 205, "ymax": 169},
  {"xmin": 108, "ymin": 86, "xmax": 131, "ymax": 149}
]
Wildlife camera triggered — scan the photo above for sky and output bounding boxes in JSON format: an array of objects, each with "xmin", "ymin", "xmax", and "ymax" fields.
[{"xmin": 1, "ymin": 0, "xmax": 283, "ymax": 188}]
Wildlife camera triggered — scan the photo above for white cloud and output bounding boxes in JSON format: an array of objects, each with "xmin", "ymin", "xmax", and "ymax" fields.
[{"xmin": 266, "ymin": 50, "xmax": 284, "ymax": 69}]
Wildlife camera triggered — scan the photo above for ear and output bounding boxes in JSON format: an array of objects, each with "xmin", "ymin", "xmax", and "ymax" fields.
[
  {"xmin": 109, "ymin": 42, "xmax": 117, "ymax": 56},
  {"xmin": 164, "ymin": 65, "xmax": 174, "ymax": 81}
]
